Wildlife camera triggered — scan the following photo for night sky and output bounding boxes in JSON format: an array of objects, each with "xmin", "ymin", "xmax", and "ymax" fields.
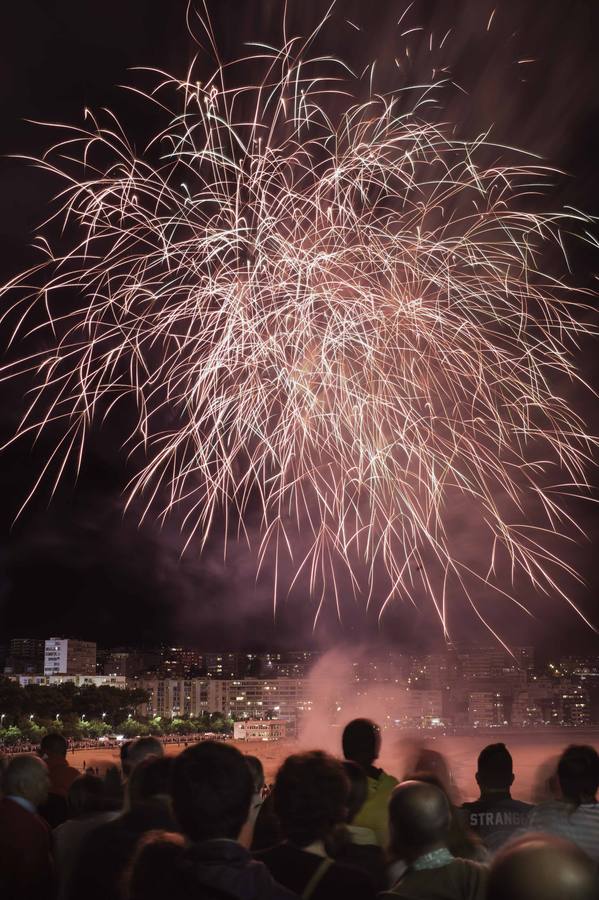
[{"xmin": 0, "ymin": 1, "xmax": 598, "ymax": 653}]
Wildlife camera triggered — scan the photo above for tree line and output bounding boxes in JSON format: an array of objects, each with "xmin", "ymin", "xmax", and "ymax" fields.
[{"xmin": 0, "ymin": 678, "xmax": 233, "ymax": 744}]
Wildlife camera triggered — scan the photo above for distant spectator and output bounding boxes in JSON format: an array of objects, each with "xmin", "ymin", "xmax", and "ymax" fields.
[
  {"xmin": 487, "ymin": 834, "xmax": 599, "ymax": 900},
  {"xmin": 461, "ymin": 743, "xmax": 532, "ymax": 852},
  {"xmin": 245, "ymin": 755, "xmax": 266, "ymax": 794},
  {"xmin": 328, "ymin": 759, "xmax": 387, "ymax": 891},
  {"xmin": 252, "ymin": 786, "xmax": 283, "ymax": 853},
  {"xmin": 409, "ymin": 748, "xmax": 456, "ymax": 800},
  {"xmin": 171, "ymin": 741, "xmax": 295, "ymax": 900},
  {"xmin": 382, "ymin": 780, "xmax": 487, "ymax": 900},
  {"xmin": 0, "ymin": 752, "xmax": 8, "ymax": 786},
  {"xmin": 240, "ymin": 755, "xmax": 266, "ymax": 848},
  {"xmin": 39, "ymin": 731, "xmax": 80, "ymax": 827},
  {"xmin": 528, "ymin": 745, "xmax": 599, "ymax": 861},
  {"xmin": 0, "ymin": 754, "xmax": 54, "ymax": 900},
  {"xmin": 53, "ymin": 774, "xmax": 119, "ymax": 899},
  {"xmin": 531, "ymin": 754, "xmax": 561, "ymax": 805},
  {"xmin": 103, "ymin": 764, "xmax": 125, "ymax": 808},
  {"xmin": 40, "ymin": 732, "xmax": 80, "ymax": 797},
  {"xmin": 413, "ymin": 771, "xmax": 487, "ymax": 862},
  {"xmin": 66, "ymin": 756, "xmax": 177, "ymax": 900},
  {"xmin": 120, "ymin": 741, "xmax": 133, "ymax": 779},
  {"xmin": 342, "ymin": 718, "xmax": 398, "ymax": 846},
  {"xmin": 256, "ymin": 750, "xmax": 377, "ymax": 900}
]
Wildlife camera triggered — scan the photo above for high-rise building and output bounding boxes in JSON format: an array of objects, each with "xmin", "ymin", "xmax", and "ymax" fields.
[
  {"xmin": 103, "ymin": 650, "xmax": 154, "ymax": 677},
  {"xmin": 158, "ymin": 647, "xmax": 205, "ymax": 678},
  {"xmin": 225, "ymin": 678, "xmax": 304, "ymax": 721},
  {"xmin": 204, "ymin": 652, "xmax": 242, "ymax": 679},
  {"xmin": 394, "ymin": 688, "xmax": 444, "ymax": 727},
  {"xmin": 3, "ymin": 638, "xmax": 45, "ymax": 674},
  {"xmin": 510, "ymin": 677, "xmax": 588, "ymax": 727},
  {"xmin": 44, "ymin": 638, "xmax": 96, "ymax": 676},
  {"xmin": 134, "ymin": 677, "xmax": 226, "ymax": 719},
  {"xmin": 408, "ymin": 652, "xmax": 459, "ymax": 689},
  {"xmin": 276, "ymin": 650, "xmax": 321, "ymax": 678},
  {"xmin": 467, "ymin": 691, "xmax": 509, "ymax": 728},
  {"xmin": 456, "ymin": 645, "xmax": 532, "ymax": 682},
  {"xmin": 560, "ymin": 683, "xmax": 591, "ymax": 728}
]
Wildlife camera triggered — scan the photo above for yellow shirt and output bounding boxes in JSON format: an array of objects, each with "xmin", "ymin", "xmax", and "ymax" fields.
[{"xmin": 352, "ymin": 770, "xmax": 399, "ymax": 847}]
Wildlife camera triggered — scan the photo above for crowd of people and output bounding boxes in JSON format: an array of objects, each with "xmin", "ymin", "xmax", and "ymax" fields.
[
  {"xmin": 1, "ymin": 732, "xmax": 228, "ymax": 756},
  {"xmin": 1, "ymin": 720, "xmax": 598, "ymax": 899}
]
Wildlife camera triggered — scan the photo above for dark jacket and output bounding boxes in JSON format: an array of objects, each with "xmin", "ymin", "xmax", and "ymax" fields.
[
  {"xmin": 461, "ymin": 794, "xmax": 532, "ymax": 852},
  {"xmin": 381, "ymin": 858, "xmax": 487, "ymax": 900},
  {"xmin": 183, "ymin": 839, "xmax": 298, "ymax": 900},
  {"xmin": 256, "ymin": 842, "xmax": 377, "ymax": 900},
  {"xmin": 333, "ymin": 841, "xmax": 387, "ymax": 893},
  {"xmin": 0, "ymin": 797, "xmax": 54, "ymax": 900},
  {"xmin": 328, "ymin": 825, "xmax": 387, "ymax": 892},
  {"xmin": 66, "ymin": 800, "xmax": 178, "ymax": 900}
]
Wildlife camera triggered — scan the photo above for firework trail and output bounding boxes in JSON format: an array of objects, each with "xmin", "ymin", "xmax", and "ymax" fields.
[{"xmin": 0, "ymin": 8, "xmax": 596, "ymax": 640}]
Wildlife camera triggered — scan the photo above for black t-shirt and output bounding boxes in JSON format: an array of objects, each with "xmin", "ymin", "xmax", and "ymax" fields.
[
  {"xmin": 255, "ymin": 842, "xmax": 376, "ymax": 900},
  {"xmin": 461, "ymin": 795, "xmax": 533, "ymax": 852}
]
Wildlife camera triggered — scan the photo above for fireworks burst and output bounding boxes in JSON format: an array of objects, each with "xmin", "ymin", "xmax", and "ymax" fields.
[{"xmin": 1, "ymin": 11, "xmax": 596, "ymax": 639}]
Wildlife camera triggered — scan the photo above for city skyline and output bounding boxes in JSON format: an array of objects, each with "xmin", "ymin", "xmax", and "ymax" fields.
[{"xmin": 3, "ymin": 634, "xmax": 599, "ymax": 732}]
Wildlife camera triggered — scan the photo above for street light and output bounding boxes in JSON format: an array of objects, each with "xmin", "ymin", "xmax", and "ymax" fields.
[
  {"xmin": 29, "ymin": 714, "xmax": 34, "ymax": 721},
  {"xmin": 0, "ymin": 713, "xmax": 5, "ymax": 726},
  {"xmin": 102, "ymin": 712, "xmax": 106, "ymax": 719}
]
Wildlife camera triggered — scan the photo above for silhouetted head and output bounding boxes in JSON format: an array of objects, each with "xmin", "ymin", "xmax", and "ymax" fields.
[
  {"xmin": 128, "ymin": 756, "xmax": 173, "ymax": 810},
  {"xmin": 557, "ymin": 745, "xmax": 599, "ymax": 805},
  {"xmin": 67, "ymin": 774, "xmax": 106, "ymax": 817},
  {"xmin": 411, "ymin": 749, "xmax": 452, "ymax": 797},
  {"xmin": 407, "ymin": 770, "xmax": 450, "ymax": 800},
  {"xmin": 245, "ymin": 755, "xmax": 265, "ymax": 794},
  {"xmin": 342, "ymin": 719, "xmax": 381, "ymax": 768},
  {"xmin": 412, "ymin": 770, "xmax": 485, "ymax": 860},
  {"xmin": 342, "ymin": 760, "xmax": 368, "ymax": 822},
  {"xmin": 40, "ymin": 731, "xmax": 68, "ymax": 760},
  {"xmin": 120, "ymin": 740, "xmax": 133, "ymax": 778},
  {"xmin": 171, "ymin": 741, "xmax": 253, "ymax": 842},
  {"xmin": 488, "ymin": 835, "xmax": 599, "ymax": 900},
  {"xmin": 3, "ymin": 754, "xmax": 50, "ymax": 808},
  {"xmin": 476, "ymin": 743, "xmax": 514, "ymax": 793},
  {"xmin": 274, "ymin": 750, "xmax": 349, "ymax": 847},
  {"xmin": 127, "ymin": 736, "xmax": 164, "ymax": 775},
  {"xmin": 125, "ymin": 830, "xmax": 190, "ymax": 900},
  {"xmin": 389, "ymin": 780, "xmax": 450, "ymax": 862}
]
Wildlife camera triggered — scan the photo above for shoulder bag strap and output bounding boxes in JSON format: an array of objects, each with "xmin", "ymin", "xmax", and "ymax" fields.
[{"xmin": 302, "ymin": 858, "xmax": 333, "ymax": 900}]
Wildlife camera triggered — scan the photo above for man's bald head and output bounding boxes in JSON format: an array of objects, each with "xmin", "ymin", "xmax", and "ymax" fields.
[
  {"xmin": 3, "ymin": 754, "xmax": 50, "ymax": 808},
  {"xmin": 389, "ymin": 779, "xmax": 450, "ymax": 860},
  {"xmin": 488, "ymin": 835, "xmax": 599, "ymax": 900}
]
